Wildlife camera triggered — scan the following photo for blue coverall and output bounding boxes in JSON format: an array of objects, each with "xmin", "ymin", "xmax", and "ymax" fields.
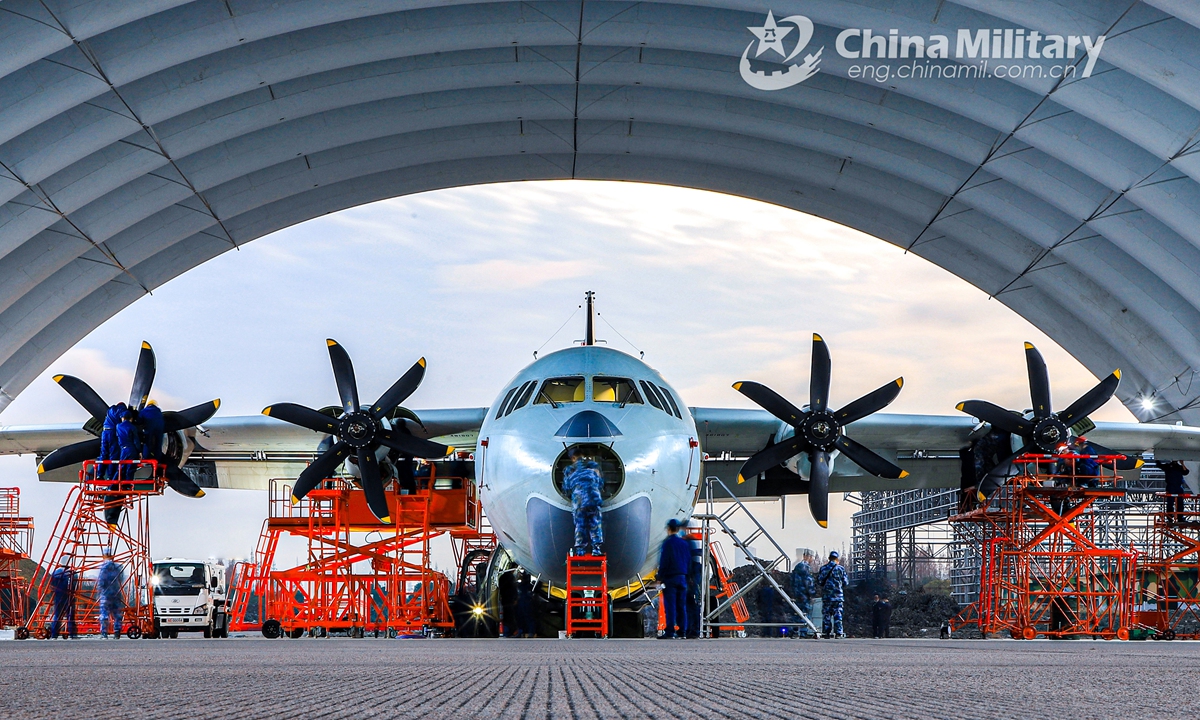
[
  {"xmin": 790, "ymin": 562, "xmax": 815, "ymax": 636},
  {"xmin": 97, "ymin": 559, "xmax": 125, "ymax": 638},
  {"xmin": 139, "ymin": 403, "xmax": 165, "ymax": 463},
  {"xmin": 658, "ymin": 532, "xmax": 691, "ymax": 638},
  {"xmin": 816, "ymin": 560, "xmax": 848, "ymax": 637},
  {"xmin": 686, "ymin": 531, "xmax": 703, "ymax": 638},
  {"xmin": 563, "ymin": 459, "xmax": 604, "ymax": 554},
  {"xmin": 98, "ymin": 404, "xmax": 126, "ymax": 481},
  {"xmin": 48, "ymin": 565, "xmax": 76, "ymax": 639},
  {"xmin": 116, "ymin": 418, "xmax": 141, "ymax": 480}
]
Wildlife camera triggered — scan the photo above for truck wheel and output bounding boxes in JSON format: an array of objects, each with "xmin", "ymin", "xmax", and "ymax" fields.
[
  {"xmin": 203, "ymin": 623, "xmax": 213, "ymax": 639},
  {"xmin": 262, "ymin": 619, "xmax": 282, "ymax": 639}
]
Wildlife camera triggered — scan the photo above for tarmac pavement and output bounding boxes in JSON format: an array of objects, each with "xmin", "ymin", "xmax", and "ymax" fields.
[{"xmin": 0, "ymin": 635, "xmax": 1193, "ymax": 719}]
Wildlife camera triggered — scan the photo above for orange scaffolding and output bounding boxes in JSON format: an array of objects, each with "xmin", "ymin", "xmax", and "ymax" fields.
[
  {"xmin": 24, "ymin": 460, "xmax": 161, "ymax": 639},
  {"xmin": 1134, "ymin": 495, "xmax": 1200, "ymax": 640},
  {"xmin": 566, "ymin": 554, "xmax": 608, "ymax": 638},
  {"xmin": 229, "ymin": 464, "xmax": 486, "ymax": 638},
  {"xmin": 658, "ymin": 540, "xmax": 750, "ymax": 636},
  {"xmin": 950, "ymin": 453, "xmax": 1137, "ymax": 640},
  {"xmin": 0, "ymin": 488, "xmax": 33, "ymax": 631}
]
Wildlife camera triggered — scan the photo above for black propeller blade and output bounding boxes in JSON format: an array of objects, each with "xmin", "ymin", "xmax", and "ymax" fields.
[
  {"xmin": 53, "ymin": 375, "xmax": 109, "ymax": 421},
  {"xmin": 957, "ymin": 342, "xmax": 1122, "ymax": 501},
  {"xmin": 38, "ymin": 438, "xmax": 102, "ymax": 474},
  {"xmin": 129, "ymin": 341, "xmax": 156, "ymax": 411},
  {"xmin": 264, "ymin": 340, "xmax": 453, "ymax": 523},
  {"xmin": 165, "ymin": 465, "xmax": 205, "ymax": 498},
  {"xmin": 734, "ymin": 334, "xmax": 907, "ymax": 528},
  {"xmin": 163, "ymin": 400, "xmax": 221, "ymax": 433}
]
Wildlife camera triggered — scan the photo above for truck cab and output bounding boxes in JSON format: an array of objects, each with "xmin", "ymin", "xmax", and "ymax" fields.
[{"xmin": 152, "ymin": 558, "xmax": 229, "ymax": 639}]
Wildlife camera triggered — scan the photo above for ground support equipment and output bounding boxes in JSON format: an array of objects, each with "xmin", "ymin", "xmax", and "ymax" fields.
[
  {"xmin": 23, "ymin": 460, "xmax": 161, "ymax": 639},
  {"xmin": 0, "ymin": 488, "xmax": 33, "ymax": 632},
  {"xmin": 950, "ymin": 454, "xmax": 1137, "ymax": 640},
  {"xmin": 229, "ymin": 466, "xmax": 485, "ymax": 638},
  {"xmin": 566, "ymin": 554, "xmax": 608, "ymax": 638},
  {"xmin": 1134, "ymin": 495, "xmax": 1200, "ymax": 640}
]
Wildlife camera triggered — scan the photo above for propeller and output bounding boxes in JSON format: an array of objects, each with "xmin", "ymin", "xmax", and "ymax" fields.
[
  {"xmin": 262, "ymin": 339, "xmax": 453, "ymax": 523},
  {"xmin": 733, "ymin": 334, "xmax": 908, "ymax": 528},
  {"xmin": 37, "ymin": 341, "xmax": 220, "ymax": 516},
  {"xmin": 956, "ymin": 342, "xmax": 1122, "ymax": 502}
]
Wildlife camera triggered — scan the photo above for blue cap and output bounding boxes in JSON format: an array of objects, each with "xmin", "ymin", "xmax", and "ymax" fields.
[
  {"xmin": 666, "ymin": 518, "xmax": 681, "ymax": 531},
  {"xmin": 829, "ymin": 550, "xmax": 839, "ymax": 559}
]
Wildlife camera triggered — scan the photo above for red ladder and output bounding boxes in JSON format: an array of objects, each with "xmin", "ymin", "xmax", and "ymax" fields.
[{"xmin": 566, "ymin": 555, "xmax": 607, "ymax": 638}]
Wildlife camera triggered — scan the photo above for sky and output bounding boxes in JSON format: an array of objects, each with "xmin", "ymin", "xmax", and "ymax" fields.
[{"xmin": 0, "ymin": 179, "xmax": 1134, "ymax": 569}]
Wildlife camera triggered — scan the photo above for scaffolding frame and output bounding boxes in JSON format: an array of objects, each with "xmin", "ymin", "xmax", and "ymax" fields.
[
  {"xmin": 1135, "ymin": 495, "xmax": 1200, "ymax": 639},
  {"xmin": 0, "ymin": 488, "xmax": 33, "ymax": 630}
]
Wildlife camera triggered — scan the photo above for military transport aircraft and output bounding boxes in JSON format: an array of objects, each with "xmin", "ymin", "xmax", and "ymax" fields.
[{"xmin": 3, "ymin": 292, "xmax": 1200, "ymax": 588}]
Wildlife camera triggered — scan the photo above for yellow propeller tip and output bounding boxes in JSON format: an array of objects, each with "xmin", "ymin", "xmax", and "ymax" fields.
[
  {"xmin": 108, "ymin": 524, "xmax": 118, "ymax": 532},
  {"xmin": 141, "ymin": 341, "xmax": 152, "ymax": 350},
  {"xmin": 445, "ymin": 446, "xmax": 456, "ymax": 456},
  {"xmin": 52, "ymin": 374, "xmax": 64, "ymax": 383},
  {"xmin": 195, "ymin": 489, "xmax": 206, "ymax": 498},
  {"xmin": 326, "ymin": 338, "xmax": 338, "ymax": 346},
  {"xmin": 36, "ymin": 464, "xmax": 44, "ymax": 474},
  {"xmin": 418, "ymin": 357, "xmax": 427, "ymax": 368},
  {"xmin": 732, "ymin": 382, "xmax": 743, "ymax": 391},
  {"xmin": 895, "ymin": 377, "xmax": 904, "ymax": 388},
  {"xmin": 977, "ymin": 491, "xmax": 987, "ymax": 503},
  {"xmin": 813, "ymin": 333, "xmax": 824, "ymax": 343},
  {"xmin": 1023, "ymin": 342, "xmax": 1035, "ymax": 350},
  {"xmin": 736, "ymin": 474, "xmax": 746, "ymax": 484},
  {"xmin": 381, "ymin": 516, "xmax": 392, "ymax": 525},
  {"xmin": 899, "ymin": 470, "xmax": 910, "ymax": 478},
  {"xmin": 1113, "ymin": 368, "xmax": 1121, "ymax": 379},
  {"xmin": 212, "ymin": 399, "xmax": 221, "ymax": 410},
  {"xmin": 1134, "ymin": 459, "xmax": 1144, "ymax": 469},
  {"xmin": 955, "ymin": 402, "xmax": 965, "ymax": 412},
  {"xmin": 261, "ymin": 407, "xmax": 271, "ymax": 416},
  {"xmin": 290, "ymin": 495, "xmax": 300, "ymax": 505},
  {"xmin": 817, "ymin": 520, "xmax": 828, "ymax": 528}
]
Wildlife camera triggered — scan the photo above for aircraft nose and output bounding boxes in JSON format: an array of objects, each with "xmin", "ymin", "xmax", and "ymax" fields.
[{"xmin": 554, "ymin": 410, "xmax": 622, "ymax": 440}]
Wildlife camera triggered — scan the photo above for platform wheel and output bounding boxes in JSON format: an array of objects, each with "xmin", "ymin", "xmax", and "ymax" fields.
[
  {"xmin": 262, "ymin": 619, "xmax": 282, "ymax": 639},
  {"xmin": 387, "ymin": 627, "xmax": 398, "ymax": 639},
  {"xmin": 1163, "ymin": 629, "xmax": 1175, "ymax": 641},
  {"xmin": 126, "ymin": 626, "xmax": 143, "ymax": 640},
  {"xmin": 1021, "ymin": 626, "xmax": 1036, "ymax": 640},
  {"xmin": 288, "ymin": 628, "xmax": 304, "ymax": 639},
  {"xmin": 33, "ymin": 628, "xmax": 49, "ymax": 640},
  {"xmin": 14, "ymin": 627, "xmax": 29, "ymax": 640}
]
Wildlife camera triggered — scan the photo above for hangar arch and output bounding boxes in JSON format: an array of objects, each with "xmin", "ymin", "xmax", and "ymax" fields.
[{"xmin": 1, "ymin": 0, "xmax": 1200, "ymax": 423}]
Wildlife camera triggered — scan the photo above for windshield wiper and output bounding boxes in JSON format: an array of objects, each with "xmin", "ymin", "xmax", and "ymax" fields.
[{"xmin": 538, "ymin": 390, "xmax": 560, "ymax": 409}]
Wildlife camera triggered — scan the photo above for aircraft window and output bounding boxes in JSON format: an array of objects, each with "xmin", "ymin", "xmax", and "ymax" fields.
[
  {"xmin": 639, "ymin": 380, "xmax": 664, "ymax": 411},
  {"xmin": 495, "ymin": 386, "xmax": 519, "ymax": 419},
  {"xmin": 657, "ymin": 384, "xmax": 682, "ymax": 418},
  {"xmin": 535, "ymin": 377, "xmax": 586, "ymax": 405},
  {"xmin": 593, "ymin": 377, "xmax": 641, "ymax": 405},
  {"xmin": 552, "ymin": 443, "xmax": 624, "ymax": 500},
  {"xmin": 502, "ymin": 381, "xmax": 534, "ymax": 417},
  {"xmin": 512, "ymin": 381, "xmax": 537, "ymax": 412}
]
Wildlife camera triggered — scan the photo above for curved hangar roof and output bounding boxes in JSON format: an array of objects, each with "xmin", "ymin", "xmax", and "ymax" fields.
[{"xmin": 0, "ymin": 0, "xmax": 1199, "ymax": 422}]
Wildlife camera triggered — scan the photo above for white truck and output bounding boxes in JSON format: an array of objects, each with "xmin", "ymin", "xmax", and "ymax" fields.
[{"xmin": 152, "ymin": 558, "xmax": 229, "ymax": 639}]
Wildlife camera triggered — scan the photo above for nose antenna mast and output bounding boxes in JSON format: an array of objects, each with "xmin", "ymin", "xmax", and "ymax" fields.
[{"xmin": 584, "ymin": 291, "xmax": 596, "ymax": 346}]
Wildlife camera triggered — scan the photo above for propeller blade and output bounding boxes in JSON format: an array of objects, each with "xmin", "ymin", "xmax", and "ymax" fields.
[
  {"xmin": 103, "ymin": 503, "xmax": 123, "ymax": 529},
  {"xmin": 956, "ymin": 400, "xmax": 1033, "ymax": 437},
  {"xmin": 358, "ymin": 448, "xmax": 391, "ymax": 523},
  {"xmin": 1085, "ymin": 441, "xmax": 1144, "ymax": 471},
  {"xmin": 833, "ymin": 435, "xmax": 908, "ymax": 479},
  {"xmin": 163, "ymin": 400, "xmax": 221, "ymax": 432},
  {"xmin": 292, "ymin": 441, "xmax": 351, "ymax": 501},
  {"xmin": 165, "ymin": 465, "xmax": 205, "ymax": 498},
  {"xmin": 1025, "ymin": 342, "xmax": 1051, "ymax": 418},
  {"xmin": 808, "ymin": 449, "xmax": 830, "ymax": 527},
  {"xmin": 128, "ymin": 341, "xmax": 156, "ymax": 410},
  {"xmin": 53, "ymin": 375, "xmax": 109, "ymax": 421},
  {"xmin": 732, "ymin": 381, "xmax": 807, "ymax": 426},
  {"xmin": 976, "ymin": 445, "xmax": 1031, "ymax": 501},
  {"xmin": 37, "ymin": 438, "xmax": 102, "ymax": 474},
  {"xmin": 809, "ymin": 334, "xmax": 831, "ymax": 413},
  {"xmin": 1057, "ymin": 370, "xmax": 1121, "ymax": 427},
  {"xmin": 371, "ymin": 358, "xmax": 426, "ymax": 420},
  {"xmin": 261, "ymin": 403, "xmax": 339, "ymax": 435},
  {"xmin": 835, "ymin": 378, "xmax": 903, "ymax": 425},
  {"xmin": 326, "ymin": 339, "xmax": 360, "ymax": 414},
  {"xmin": 377, "ymin": 428, "xmax": 453, "ymax": 459},
  {"xmin": 736, "ymin": 439, "xmax": 806, "ymax": 483}
]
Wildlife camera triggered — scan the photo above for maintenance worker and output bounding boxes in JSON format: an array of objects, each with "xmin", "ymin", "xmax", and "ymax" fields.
[
  {"xmin": 139, "ymin": 399, "xmax": 165, "ymax": 465},
  {"xmin": 684, "ymin": 519, "xmax": 703, "ymax": 639},
  {"xmin": 98, "ymin": 402, "xmax": 127, "ymax": 480},
  {"xmin": 97, "ymin": 548, "xmax": 125, "ymax": 639},
  {"xmin": 790, "ymin": 550, "xmax": 815, "ymax": 637},
  {"xmin": 657, "ymin": 518, "xmax": 690, "ymax": 639},
  {"xmin": 871, "ymin": 594, "xmax": 892, "ymax": 638},
  {"xmin": 562, "ymin": 447, "xmax": 604, "ymax": 555},
  {"xmin": 815, "ymin": 551, "xmax": 848, "ymax": 639},
  {"xmin": 1157, "ymin": 460, "xmax": 1190, "ymax": 520},
  {"xmin": 48, "ymin": 555, "xmax": 76, "ymax": 639},
  {"xmin": 116, "ymin": 409, "xmax": 142, "ymax": 481},
  {"xmin": 516, "ymin": 569, "xmax": 536, "ymax": 638}
]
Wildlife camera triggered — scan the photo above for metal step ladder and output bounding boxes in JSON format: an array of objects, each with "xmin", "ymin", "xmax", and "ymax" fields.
[
  {"xmin": 693, "ymin": 476, "xmax": 818, "ymax": 637},
  {"xmin": 565, "ymin": 554, "xmax": 608, "ymax": 638}
]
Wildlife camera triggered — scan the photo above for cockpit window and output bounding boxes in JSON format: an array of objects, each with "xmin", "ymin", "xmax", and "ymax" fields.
[
  {"xmin": 511, "ymin": 381, "xmax": 537, "ymax": 412},
  {"xmin": 639, "ymin": 380, "xmax": 663, "ymax": 411},
  {"xmin": 656, "ymin": 384, "xmax": 682, "ymax": 418},
  {"xmin": 535, "ymin": 377, "xmax": 586, "ymax": 405},
  {"xmin": 495, "ymin": 386, "xmax": 519, "ymax": 419},
  {"xmin": 593, "ymin": 377, "xmax": 641, "ymax": 405}
]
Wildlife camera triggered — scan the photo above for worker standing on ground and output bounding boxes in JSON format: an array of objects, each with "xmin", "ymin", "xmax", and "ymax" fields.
[
  {"xmin": 1157, "ymin": 460, "xmax": 1190, "ymax": 520},
  {"xmin": 685, "ymin": 519, "xmax": 703, "ymax": 639},
  {"xmin": 872, "ymin": 594, "xmax": 892, "ymax": 638},
  {"xmin": 816, "ymin": 551, "xmax": 848, "ymax": 639},
  {"xmin": 657, "ymin": 519, "xmax": 690, "ymax": 639},
  {"xmin": 139, "ymin": 399, "xmax": 165, "ymax": 464},
  {"xmin": 97, "ymin": 402, "xmax": 127, "ymax": 480},
  {"xmin": 48, "ymin": 555, "xmax": 76, "ymax": 639},
  {"xmin": 563, "ymin": 447, "xmax": 604, "ymax": 555},
  {"xmin": 516, "ymin": 569, "xmax": 536, "ymax": 638},
  {"xmin": 97, "ymin": 549, "xmax": 125, "ymax": 639},
  {"xmin": 790, "ymin": 550, "xmax": 815, "ymax": 638}
]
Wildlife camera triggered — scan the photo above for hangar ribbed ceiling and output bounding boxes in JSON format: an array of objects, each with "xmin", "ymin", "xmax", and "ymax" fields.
[{"xmin": 1, "ymin": 0, "xmax": 1200, "ymax": 424}]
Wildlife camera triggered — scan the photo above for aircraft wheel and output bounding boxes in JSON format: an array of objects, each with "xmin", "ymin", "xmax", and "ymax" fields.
[{"xmin": 261, "ymin": 619, "xmax": 282, "ymax": 639}]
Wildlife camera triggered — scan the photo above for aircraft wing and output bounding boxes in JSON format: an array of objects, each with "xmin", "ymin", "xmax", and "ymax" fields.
[
  {"xmin": 0, "ymin": 408, "xmax": 489, "ymax": 490},
  {"xmin": 691, "ymin": 407, "xmax": 1200, "ymax": 498}
]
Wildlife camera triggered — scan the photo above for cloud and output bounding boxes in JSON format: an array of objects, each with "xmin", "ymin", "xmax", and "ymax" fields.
[{"xmin": 437, "ymin": 258, "xmax": 592, "ymax": 291}]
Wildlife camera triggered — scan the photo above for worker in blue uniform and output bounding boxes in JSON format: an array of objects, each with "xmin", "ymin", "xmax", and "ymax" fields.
[
  {"xmin": 115, "ymin": 409, "xmax": 141, "ymax": 481},
  {"xmin": 97, "ymin": 548, "xmax": 125, "ymax": 639},
  {"xmin": 657, "ymin": 518, "xmax": 691, "ymax": 639},
  {"xmin": 562, "ymin": 447, "xmax": 604, "ymax": 555},
  {"xmin": 684, "ymin": 520, "xmax": 704, "ymax": 638},
  {"xmin": 816, "ymin": 550, "xmax": 848, "ymax": 638},
  {"xmin": 48, "ymin": 555, "xmax": 76, "ymax": 639},
  {"xmin": 790, "ymin": 550, "xmax": 816, "ymax": 637},
  {"xmin": 1157, "ymin": 460, "xmax": 1190, "ymax": 520},
  {"xmin": 139, "ymin": 399, "xmax": 165, "ymax": 466},
  {"xmin": 98, "ymin": 402, "xmax": 127, "ymax": 480}
]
